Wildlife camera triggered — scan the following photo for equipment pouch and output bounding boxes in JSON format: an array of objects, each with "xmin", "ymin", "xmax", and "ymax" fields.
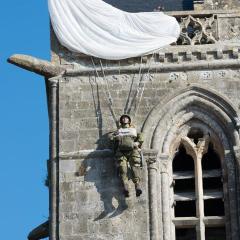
[{"xmin": 118, "ymin": 136, "xmax": 134, "ymax": 151}]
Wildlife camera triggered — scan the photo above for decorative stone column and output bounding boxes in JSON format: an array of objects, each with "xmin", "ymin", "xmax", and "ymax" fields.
[
  {"xmin": 195, "ymin": 147, "xmax": 205, "ymax": 240},
  {"xmin": 181, "ymin": 136, "xmax": 209, "ymax": 240},
  {"xmin": 159, "ymin": 154, "xmax": 171, "ymax": 240},
  {"xmin": 145, "ymin": 150, "xmax": 159, "ymax": 240},
  {"xmin": 48, "ymin": 77, "xmax": 59, "ymax": 240}
]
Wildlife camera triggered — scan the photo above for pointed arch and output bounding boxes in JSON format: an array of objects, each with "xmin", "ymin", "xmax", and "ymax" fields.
[
  {"xmin": 142, "ymin": 85, "xmax": 240, "ymax": 155},
  {"xmin": 143, "ymin": 85, "xmax": 240, "ymax": 240}
]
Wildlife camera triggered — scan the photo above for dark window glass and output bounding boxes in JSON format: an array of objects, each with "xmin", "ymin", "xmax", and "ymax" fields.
[
  {"xmin": 202, "ymin": 144, "xmax": 221, "ymax": 170},
  {"xmin": 203, "ymin": 177, "xmax": 223, "ymax": 190},
  {"xmin": 174, "ymin": 178, "xmax": 195, "ymax": 192},
  {"xmin": 204, "ymin": 199, "xmax": 225, "ymax": 216},
  {"xmin": 176, "ymin": 228, "xmax": 197, "ymax": 240},
  {"xmin": 205, "ymin": 227, "xmax": 226, "ymax": 240},
  {"xmin": 173, "ymin": 145, "xmax": 194, "ymax": 172},
  {"xmin": 175, "ymin": 201, "xmax": 196, "ymax": 217}
]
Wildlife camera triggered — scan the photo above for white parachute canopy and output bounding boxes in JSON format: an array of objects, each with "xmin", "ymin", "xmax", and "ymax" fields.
[{"xmin": 48, "ymin": 0, "xmax": 180, "ymax": 60}]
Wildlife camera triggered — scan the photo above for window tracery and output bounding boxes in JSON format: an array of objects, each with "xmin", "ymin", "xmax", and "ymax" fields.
[{"xmin": 172, "ymin": 130, "xmax": 226, "ymax": 240}]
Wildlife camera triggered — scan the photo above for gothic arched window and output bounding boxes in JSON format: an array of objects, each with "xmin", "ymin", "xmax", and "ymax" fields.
[{"xmin": 172, "ymin": 131, "xmax": 226, "ymax": 240}]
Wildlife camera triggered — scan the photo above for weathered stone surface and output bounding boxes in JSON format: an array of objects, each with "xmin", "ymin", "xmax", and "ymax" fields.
[
  {"xmin": 45, "ymin": 7, "xmax": 240, "ymax": 240},
  {"xmin": 7, "ymin": 54, "xmax": 65, "ymax": 77}
]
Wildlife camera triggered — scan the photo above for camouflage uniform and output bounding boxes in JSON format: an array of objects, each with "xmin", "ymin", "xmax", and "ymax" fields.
[{"xmin": 113, "ymin": 115, "xmax": 144, "ymax": 197}]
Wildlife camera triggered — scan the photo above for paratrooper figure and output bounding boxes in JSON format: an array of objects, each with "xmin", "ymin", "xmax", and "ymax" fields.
[{"xmin": 112, "ymin": 115, "xmax": 144, "ymax": 197}]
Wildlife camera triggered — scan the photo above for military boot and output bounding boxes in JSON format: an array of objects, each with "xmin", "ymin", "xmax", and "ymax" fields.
[{"xmin": 135, "ymin": 183, "xmax": 142, "ymax": 197}]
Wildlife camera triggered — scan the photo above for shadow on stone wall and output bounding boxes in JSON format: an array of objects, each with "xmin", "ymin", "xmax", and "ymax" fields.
[{"xmin": 77, "ymin": 140, "xmax": 128, "ymax": 221}]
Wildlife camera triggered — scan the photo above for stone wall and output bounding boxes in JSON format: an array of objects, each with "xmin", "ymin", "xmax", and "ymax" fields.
[
  {"xmin": 58, "ymin": 67, "xmax": 240, "ymax": 152},
  {"xmin": 49, "ymin": 9, "xmax": 240, "ymax": 240},
  {"xmin": 58, "ymin": 152, "xmax": 149, "ymax": 240},
  {"xmin": 202, "ymin": 0, "xmax": 240, "ymax": 10}
]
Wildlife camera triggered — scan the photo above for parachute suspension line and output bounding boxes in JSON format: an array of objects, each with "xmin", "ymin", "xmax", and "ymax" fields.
[
  {"xmin": 154, "ymin": 52, "xmax": 158, "ymax": 75},
  {"xmin": 91, "ymin": 57, "xmax": 119, "ymax": 128},
  {"xmin": 91, "ymin": 57, "xmax": 101, "ymax": 78},
  {"xmin": 134, "ymin": 53, "xmax": 155, "ymax": 117},
  {"xmin": 125, "ymin": 56, "xmax": 144, "ymax": 115},
  {"xmin": 88, "ymin": 74, "xmax": 103, "ymax": 138},
  {"xmin": 118, "ymin": 60, "xmax": 121, "ymax": 76},
  {"xmin": 129, "ymin": 56, "xmax": 144, "ymax": 116},
  {"xmin": 90, "ymin": 57, "xmax": 104, "ymax": 127},
  {"xmin": 134, "ymin": 56, "xmax": 144, "ymax": 110},
  {"xmin": 99, "ymin": 59, "xmax": 114, "ymax": 106},
  {"xmin": 137, "ymin": 56, "xmax": 144, "ymax": 84},
  {"xmin": 124, "ymin": 72, "xmax": 135, "ymax": 114}
]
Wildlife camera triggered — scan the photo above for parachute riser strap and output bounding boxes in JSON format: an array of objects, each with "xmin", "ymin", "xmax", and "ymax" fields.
[
  {"xmin": 125, "ymin": 56, "xmax": 144, "ymax": 115},
  {"xmin": 134, "ymin": 53, "xmax": 155, "ymax": 117},
  {"xmin": 91, "ymin": 57, "xmax": 119, "ymax": 128}
]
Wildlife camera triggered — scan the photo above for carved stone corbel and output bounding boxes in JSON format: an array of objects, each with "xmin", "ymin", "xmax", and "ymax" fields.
[{"xmin": 8, "ymin": 54, "xmax": 66, "ymax": 78}]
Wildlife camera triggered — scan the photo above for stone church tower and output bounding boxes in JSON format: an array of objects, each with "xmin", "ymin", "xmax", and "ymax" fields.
[{"xmin": 8, "ymin": 1, "xmax": 240, "ymax": 240}]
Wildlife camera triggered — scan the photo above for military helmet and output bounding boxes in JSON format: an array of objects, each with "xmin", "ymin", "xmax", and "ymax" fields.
[{"xmin": 119, "ymin": 114, "xmax": 131, "ymax": 124}]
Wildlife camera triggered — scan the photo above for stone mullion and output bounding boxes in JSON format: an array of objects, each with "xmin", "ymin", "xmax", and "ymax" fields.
[
  {"xmin": 195, "ymin": 152, "xmax": 205, "ymax": 240},
  {"xmin": 180, "ymin": 136, "xmax": 210, "ymax": 239},
  {"xmin": 195, "ymin": 136, "xmax": 211, "ymax": 240}
]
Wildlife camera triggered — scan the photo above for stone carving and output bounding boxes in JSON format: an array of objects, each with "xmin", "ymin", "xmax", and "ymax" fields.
[
  {"xmin": 169, "ymin": 72, "xmax": 187, "ymax": 82},
  {"xmin": 215, "ymin": 70, "xmax": 227, "ymax": 79},
  {"xmin": 180, "ymin": 135, "xmax": 209, "ymax": 161},
  {"xmin": 200, "ymin": 71, "xmax": 213, "ymax": 80},
  {"xmin": 169, "ymin": 73, "xmax": 179, "ymax": 81},
  {"xmin": 177, "ymin": 15, "xmax": 218, "ymax": 45},
  {"xmin": 225, "ymin": 20, "xmax": 240, "ymax": 40},
  {"xmin": 160, "ymin": 160, "xmax": 169, "ymax": 173},
  {"xmin": 8, "ymin": 54, "xmax": 65, "ymax": 77}
]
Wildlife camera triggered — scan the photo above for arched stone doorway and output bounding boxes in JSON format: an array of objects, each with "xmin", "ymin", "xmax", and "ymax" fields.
[{"xmin": 143, "ymin": 86, "xmax": 240, "ymax": 240}]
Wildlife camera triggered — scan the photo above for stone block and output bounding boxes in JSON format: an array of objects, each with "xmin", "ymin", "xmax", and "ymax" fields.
[
  {"xmin": 60, "ymin": 182, "xmax": 74, "ymax": 192},
  {"xmin": 72, "ymin": 219, "xmax": 89, "ymax": 234},
  {"xmin": 60, "ymin": 161, "xmax": 76, "ymax": 173},
  {"xmin": 59, "ymin": 140, "xmax": 76, "ymax": 153},
  {"xmin": 75, "ymin": 190, "xmax": 89, "ymax": 204},
  {"xmin": 60, "ymin": 202, "xmax": 75, "ymax": 212},
  {"xmin": 60, "ymin": 222, "xmax": 73, "ymax": 236}
]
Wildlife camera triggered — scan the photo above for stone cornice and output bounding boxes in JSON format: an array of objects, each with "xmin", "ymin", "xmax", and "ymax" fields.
[{"xmin": 64, "ymin": 58, "xmax": 240, "ymax": 76}]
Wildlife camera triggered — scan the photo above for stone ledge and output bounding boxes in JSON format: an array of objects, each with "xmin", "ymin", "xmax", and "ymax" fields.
[
  {"xmin": 59, "ymin": 149, "xmax": 113, "ymax": 160},
  {"xmin": 59, "ymin": 149, "xmax": 158, "ymax": 160},
  {"xmin": 64, "ymin": 58, "xmax": 240, "ymax": 77}
]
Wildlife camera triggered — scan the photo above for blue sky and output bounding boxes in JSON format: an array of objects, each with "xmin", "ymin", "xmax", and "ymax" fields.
[{"xmin": 0, "ymin": 1, "xmax": 50, "ymax": 239}]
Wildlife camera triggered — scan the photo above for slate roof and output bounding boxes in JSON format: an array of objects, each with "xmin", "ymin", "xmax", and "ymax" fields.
[{"xmin": 104, "ymin": 0, "xmax": 194, "ymax": 12}]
